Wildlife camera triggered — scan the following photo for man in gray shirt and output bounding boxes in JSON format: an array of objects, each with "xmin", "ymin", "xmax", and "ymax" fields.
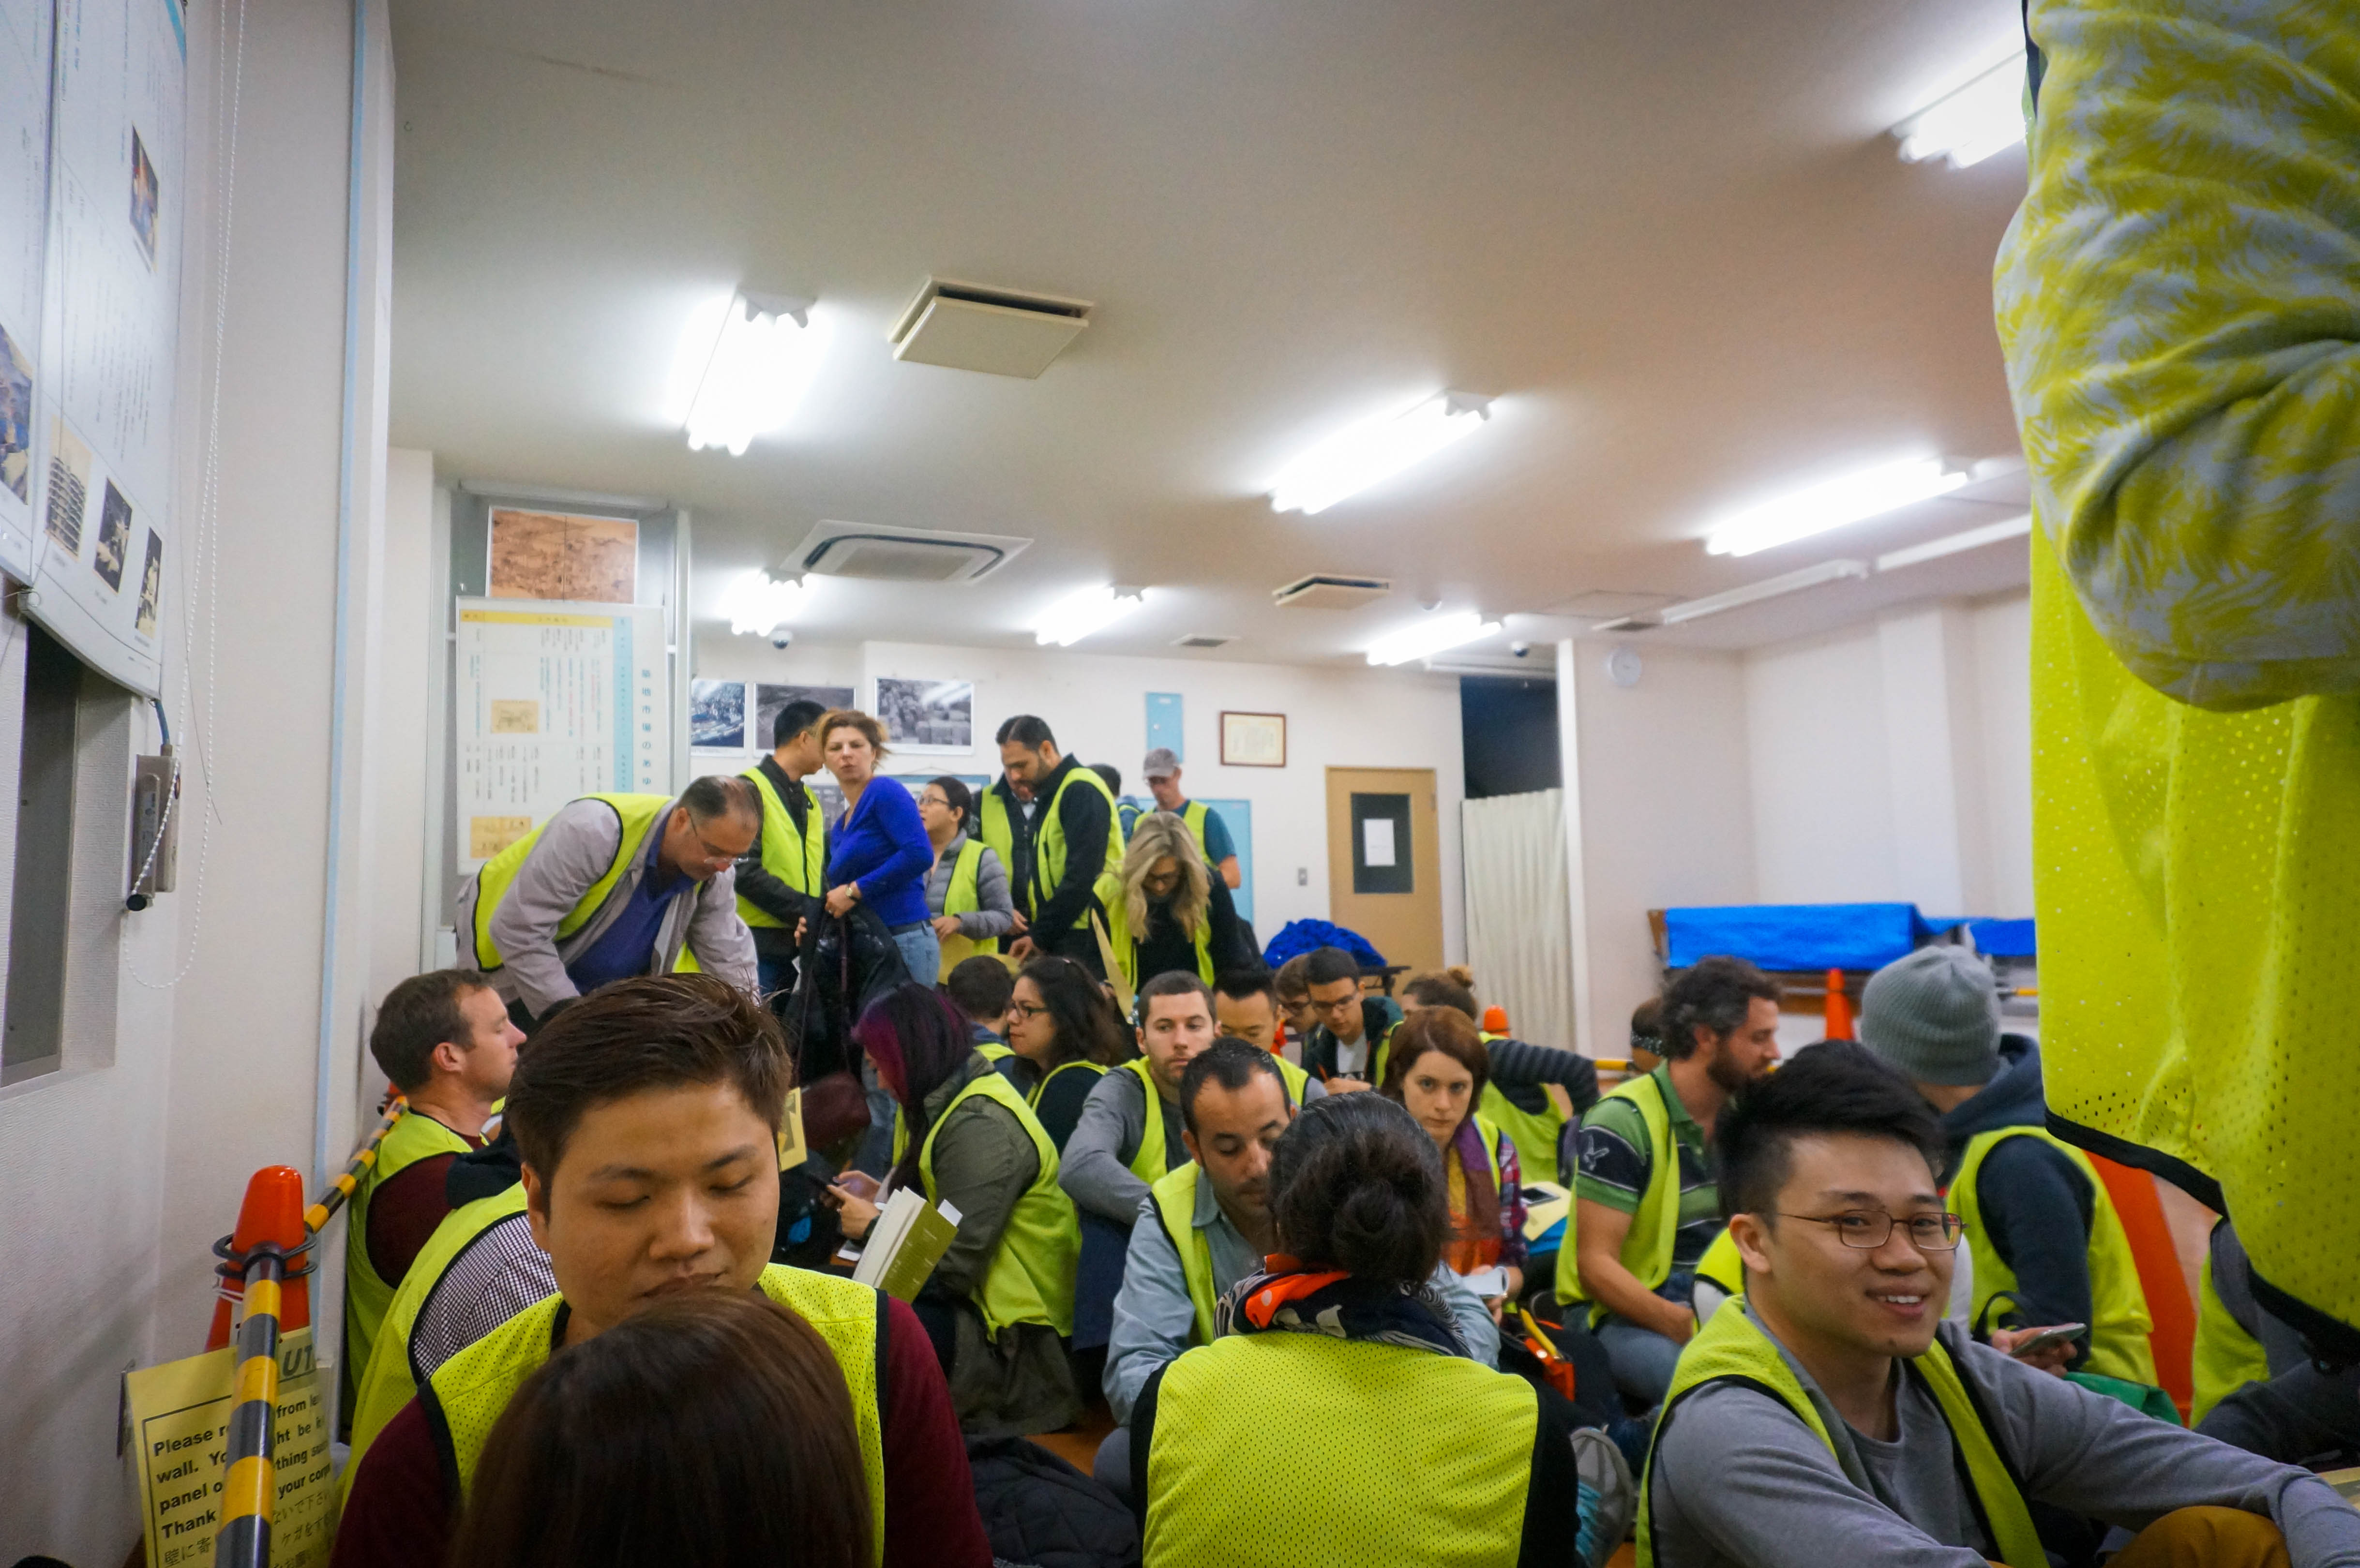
[{"xmin": 1646, "ymin": 1043, "xmax": 2360, "ymax": 1568}]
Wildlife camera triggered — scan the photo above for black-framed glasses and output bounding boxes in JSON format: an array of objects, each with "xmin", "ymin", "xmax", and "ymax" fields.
[
  {"xmin": 1778, "ymin": 1210, "xmax": 1965, "ymax": 1252},
  {"xmin": 1008, "ymin": 1001, "xmax": 1050, "ymax": 1020}
]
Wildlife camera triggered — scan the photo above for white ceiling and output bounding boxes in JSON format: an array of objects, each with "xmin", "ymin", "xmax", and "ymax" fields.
[{"xmin": 388, "ymin": 0, "xmax": 2034, "ymax": 667}]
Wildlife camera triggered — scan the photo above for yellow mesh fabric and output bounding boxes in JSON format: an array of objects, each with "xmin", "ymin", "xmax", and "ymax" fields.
[{"xmin": 1145, "ymin": 1332, "xmax": 1534, "ymax": 1568}]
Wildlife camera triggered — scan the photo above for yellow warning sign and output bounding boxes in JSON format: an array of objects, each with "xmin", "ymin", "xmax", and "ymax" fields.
[{"xmin": 126, "ymin": 1327, "xmax": 333, "ymax": 1568}]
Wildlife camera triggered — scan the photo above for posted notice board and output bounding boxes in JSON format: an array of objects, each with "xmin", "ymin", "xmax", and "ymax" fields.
[{"xmin": 124, "ymin": 1325, "xmax": 332, "ymax": 1568}]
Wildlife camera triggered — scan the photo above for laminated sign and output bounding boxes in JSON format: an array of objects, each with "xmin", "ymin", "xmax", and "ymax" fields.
[{"xmin": 125, "ymin": 1326, "xmax": 333, "ymax": 1568}]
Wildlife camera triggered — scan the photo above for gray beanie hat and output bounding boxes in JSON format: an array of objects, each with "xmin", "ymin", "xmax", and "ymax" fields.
[{"xmin": 1858, "ymin": 946, "xmax": 2000, "ymax": 1087}]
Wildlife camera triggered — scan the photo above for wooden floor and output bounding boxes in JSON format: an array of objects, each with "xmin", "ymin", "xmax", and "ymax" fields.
[{"xmin": 1024, "ymin": 1399, "xmax": 1116, "ymax": 1474}]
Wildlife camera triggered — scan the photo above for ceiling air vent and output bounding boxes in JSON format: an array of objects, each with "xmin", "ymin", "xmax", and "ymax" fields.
[
  {"xmin": 790, "ymin": 520, "xmax": 1032, "ymax": 584},
  {"xmin": 1173, "ymin": 633, "xmax": 1234, "ymax": 650},
  {"xmin": 1272, "ymin": 573, "xmax": 1393, "ymax": 611},
  {"xmin": 889, "ymin": 277, "xmax": 1093, "ymax": 379}
]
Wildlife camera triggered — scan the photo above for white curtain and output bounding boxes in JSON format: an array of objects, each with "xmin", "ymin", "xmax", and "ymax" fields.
[{"xmin": 1461, "ymin": 789, "xmax": 1576, "ymax": 1050}]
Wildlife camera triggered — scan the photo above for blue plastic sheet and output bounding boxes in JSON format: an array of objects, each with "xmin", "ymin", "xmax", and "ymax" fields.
[
  {"xmin": 1663, "ymin": 903, "xmax": 1935, "ymax": 971},
  {"xmin": 1262, "ymin": 918, "xmax": 1386, "ymax": 969},
  {"xmin": 1967, "ymin": 918, "xmax": 2036, "ymax": 958}
]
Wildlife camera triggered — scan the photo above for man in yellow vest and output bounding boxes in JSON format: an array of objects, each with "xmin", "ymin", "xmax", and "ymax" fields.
[
  {"xmin": 342, "ymin": 971, "xmax": 521, "ymax": 1420},
  {"xmin": 1140, "ymin": 747, "xmax": 1240, "ymax": 889},
  {"xmin": 455, "ymin": 776, "xmax": 761, "ymax": 1028},
  {"xmin": 1297, "ymin": 945, "xmax": 1402, "ymax": 1093},
  {"xmin": 1856, "ymin": 946, "xmax": 2152, "ymax": 1383},
  {"xmin": 330, "ymin": 974, "xmax": 992, "ymax": 1568},
  {"xmin": 735, "ymin": 697, "xmax": 829, "ymax": 998},
  {"xmin": 991, "ymin": 715, "xmax": 1121, "ymax": 979},
  {"xmin": 1639, "ymin": 1043, "xmax": 2356, "ymax": 1568}
]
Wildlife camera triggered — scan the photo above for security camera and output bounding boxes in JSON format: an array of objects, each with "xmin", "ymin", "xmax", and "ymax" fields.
[
  {"xmin": 1510, "ymin": 642, "xmax": 1531, "ymax": 657},
  {"xmin": 769, "ymin": 629, "xmax": 793, "ymax": 650}
]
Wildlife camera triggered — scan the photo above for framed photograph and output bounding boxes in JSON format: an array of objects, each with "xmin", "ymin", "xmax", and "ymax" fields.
[
  {"xmin": 689, "ymin": 679, "xmax": 748, "ymax": 749},
  {"xmin": 1221, "ymin": 710, "xmax": 1286, "ymax": 768},
  {"xmin": 874, "ymin": 676, "xmax": 974, "ymax": 753},
  {"xmin": 753, "ymin": 683, "xmax": 853, "ymax": 752}
]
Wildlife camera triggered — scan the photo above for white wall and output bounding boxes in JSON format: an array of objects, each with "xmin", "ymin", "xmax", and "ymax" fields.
[
  {"xmin": 692, "ymin": 633, "xmax": 1470, "ymax": 960},
  {"xmin": 1743, "ymin": 622, "xmax": 1897, "ymax": 904}
]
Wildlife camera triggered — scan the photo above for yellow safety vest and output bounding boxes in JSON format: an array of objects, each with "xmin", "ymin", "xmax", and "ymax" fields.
[
  {"xmin": 1693, "ymin": 1227, "xmax": 1745, "ymax": 1305},
  {"xmin": 466, "ymin": 792, "xmax": 673, "ymax": 972},
  {"xmin": 1556, "ymin": 1070, "xmax": 1689, "ymax": 1320},
  {"xmin": 1952, "ymin": 1127, "xmax": 2156, "ymax": 1385},
  {"xmin": 1175, "ymin": 800, "xmax": 1212, "ymax": 861},
  {"xmin": 736, "ymin": 766, "xmax": 826, "ymax": 928},
  {"xmin": 978, "ymin": 786, "xmax": 1022, "ymax": 904},
  {"xmin": 343, "ymin": 1110, "xmax": 478, "ymax": 1411},
  {"xmin": 1125, "ymin": 1054, "xmax": 1310, "ymax": 1184},
  {"xmin": 1101, "ymin": 888, "xmax": 1216, "ymax": 991},
  {"xmin": 1150, "ymin": 1162, "xmax": 1222, "ymax": 1348},
  {"xmin": 423, "ymin": 1266, "xmax": 887, "ymax": 1563},
  {"xmin": 342, "ymin": 1183, "xmax": 530, "ymax": 1499},
  {"xmin": 1144, "ymin": 1331, "xmax": 1535, "ymax": 1568},
  {"xmin": 1638, "ymin": 1304, "xmax": 2044, "ymax": 1568},
  {"xmin": 918, "ymin": 1069, "xmax": 1080, "ymax": 1337},
  {"xmin": 935, "ymin": 837, "xmax": 996, "ymax": 976},
  {"xmin": 1029, "ymin": 1058, "xmax": 1107, "ymax": 1115},
  {"xmin": 1477, "ymin": 1030, "xmax": 1567, "ymax": 1188},
  {"xmin": 2191, "ymin": 1247, "xmax": 2274, "ymax": 1427},
  {"xmin": 1031, "ymin": 764, "xmax": 1126, "ymax": 932}
]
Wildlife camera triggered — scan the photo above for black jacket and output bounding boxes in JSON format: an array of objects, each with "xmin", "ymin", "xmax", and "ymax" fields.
[
  {"xmin": 735, "ymin": 755, "xmax": 822, "ymax": 957},
  {"xmin": 1300, "ymin": 993, "xmax": 1403, "ymax": 1082},
  {"xmin": 1028, "ymin": 754, "xmax": 1115, "ymax": 937},
  {"xmin": 1941, "ymin": 1034, "xmax": 2100, "ymax": 1345}
]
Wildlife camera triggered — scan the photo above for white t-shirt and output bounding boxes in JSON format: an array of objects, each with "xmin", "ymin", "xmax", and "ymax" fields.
[{"xmin": 1334, "ymin": 1036, "xmax": 1368, "ymax": 1076}]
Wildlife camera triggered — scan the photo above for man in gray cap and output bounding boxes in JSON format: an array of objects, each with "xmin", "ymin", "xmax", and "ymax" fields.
[
  {"xmin": 1859, "ymin": 945, "xmax": 2157, "ymax": 1385},
  {"xmin": 1141, "ymin": 747, "xmax": 1240, "ymax": 888}
]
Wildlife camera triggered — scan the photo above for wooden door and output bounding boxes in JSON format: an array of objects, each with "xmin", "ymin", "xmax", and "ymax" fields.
[{"xmin": 1325, "ymin": 767, "xmax": 1443, "ymax": 973}]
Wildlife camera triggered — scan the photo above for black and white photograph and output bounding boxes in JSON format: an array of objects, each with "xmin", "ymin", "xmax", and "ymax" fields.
[
  {"xmin": 135, "ymin": 531, "xmax": 163, "ymax": 637},
  {"xmin": 93, "ymin": 480, "xmax": 132, "ymax": 591},
  {"xmin": 0, "ymin": 321, "xmax": 30, "ymax": 505},
  {"xmin": 689, "ymin": 678, "xmax": 748, "ymax": 749},
  {"xmin": 873, "ymin": 676, "xmax": 973, "ymax": 753},
  {"xmin": 129, "ymin": 128, "xmax": 160, "ymax": 269},
  {"xmin": 754, "ymin": 683, "xmax": 852, "ymax": 751}
]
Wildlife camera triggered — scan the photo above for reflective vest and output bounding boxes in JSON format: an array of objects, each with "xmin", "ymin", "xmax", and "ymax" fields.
[
  {"xmin": 1952, "ymin": 1127, "xmax": 2156, "ymax": 1386},
  {"xmin": 918, "ymin": 1069, "xmax": 1080, "ymax": 1337},
  {"xmin": 1030, "ymin": 1058, "xmax": 1107, "ymax": 1116},
  {"xmin": 341, "ymin": 1183, "xmax": 530, "ymax": 1499},
  {"xmin": 1125, "ymin": 1055, "xmax": 1310, "ymax": 1183},
  {"xmin": 422, "ymin": 1266, "xmax": 888, "ymax": 1562},
  {"xmin": 1555, "ymin": 1071, "xmax": 1688, "ymax": 1320},
  {"xmin": 1477, "ymin": 1031, "xmax": 1568, "ymax": 1189},
  {"xmin": 465, "ymin": 792, "xmax": 672, "ymax": 972},
  {"xmin": 1143, "ymin": 1331, "xmax": 1535, "ymax": 1568},
  {"xmin": 978, "ymin": 786, "xmax": 1024, "ymax": 909},
  {"xmin": 343, "ymin": 1109, "xmax": 478, "ymax": 1411},
  {"xmin": 2027, "ymin": 537, "xmax": 2360, "ymax": 1337},
  {"xmin": 1149, "ymin": 1162, "xmax": 1223, "ymax": 1347},
  {"xmin": 737, "ymin": 766, "xmax": 826, "ymax": 928},
  {"xmin": 1173, "ymin": 800, "xmax": 1212, "ymax": 861},
  {"xmin": 1693, "ymin": 1227, "xmax": 1745, "ymax": 1305},
  {"xmin": 1102, "ymin": 888, "xmax": 1215, "ymax": 991},
  {"xmin": 1638, "ymin": 1304, "xmax": 2044, "ymax": 1568},
  {"xmin": 934, "ymin": 836, "xmax": 996, "ymax": 975},
  {"xmin": 1031, "ymin": 764, "xmax": 1126, "ymax": 932},
  {"xmin": 2192, "ymin": 1250, "xmax": 2274, "ymax": 1427}
]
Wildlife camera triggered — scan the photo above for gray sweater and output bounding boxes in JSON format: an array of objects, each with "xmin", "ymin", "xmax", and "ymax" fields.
[
  {"xmin": 1649, "ymin": 1308, "xmax": 2360, "ymax": 1568},
  {"xmin": 923, "ymin": 832, "xmax": 1017, "ymax": 940}
]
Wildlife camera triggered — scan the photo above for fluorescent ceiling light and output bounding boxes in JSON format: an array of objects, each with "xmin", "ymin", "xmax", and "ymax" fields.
[
  {"xmin": 1035, "ymin": 585, "xmax": 1145, "ymax": 646},
  {"xmin": 1894, "ymin": 53, "xmax": 2027, "ymax": 169},
  {"xmin": 1704, "ymin": 456, "xmax": 1968, "ymax": 558},
  {"xmin": 1366, "ymin": 611, "xmax": 1501, "ymax": 666},
  {"xmin": 1599, "ymin": 559, "xmax": 1870, "ymax": 631},
  {"xmin": 682, "ymin": 290, "xmax": 827, "ymax": 456},
  {"xmin": 1270, "ymin": 391, "xmax": 1493, "ymax": 516},
  {"xmin": 1874, "ymin": 511, "xmax": 2032, "ymax": 572},
  {"xmin": 720, "ymin": 569, "xmax": 805, "ymax": 636}
]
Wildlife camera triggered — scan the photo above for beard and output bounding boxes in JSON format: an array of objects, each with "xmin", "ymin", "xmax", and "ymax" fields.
[{"xmin": 1704, "ymin": 1038, "xmax": 1763, "ymax": 1096}]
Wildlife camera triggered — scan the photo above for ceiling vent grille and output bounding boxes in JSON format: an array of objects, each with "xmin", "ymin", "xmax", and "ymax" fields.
[
  {"xmin": 889, "ymin": 277, "xmax": 1093, "ymax": 379},
  {"xmin": 1272, "ymin": 573, "xmax": 1393, "ymax": 611},
  {"xmin": 1173, "ymin": 633, "xmax": 1234, "ymax": 649},
  {"xmin": 790, "ymin": 521, "xmax": 1032, "ymax": 584}
]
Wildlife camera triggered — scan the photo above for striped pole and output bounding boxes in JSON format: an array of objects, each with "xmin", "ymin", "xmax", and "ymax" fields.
[
  {"xmin": 305, "ymin": 1094, "xmax": 407, "ymax": 1234},
  {"xmin": 209, "ymin": 1165, "xmax": 306, "ymax": 1568}
]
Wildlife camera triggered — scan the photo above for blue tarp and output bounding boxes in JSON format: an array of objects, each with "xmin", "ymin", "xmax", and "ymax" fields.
[
  {"xmin": 1968, "ymin": 918, "xmax": 2036, "ymax": 958},
  {"xmin": 1263, "ymin": 918, "xmax": 1386, "ymax": 969},
  {"xmin": 1664, "ymin": 903, "xmax": 1935, "ymax": 971}
]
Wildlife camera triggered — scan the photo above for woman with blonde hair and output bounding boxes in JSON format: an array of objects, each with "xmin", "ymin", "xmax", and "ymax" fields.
[{"xmin": 1105, "ymin": 810, "xmax": 1250, "ymax": 989}]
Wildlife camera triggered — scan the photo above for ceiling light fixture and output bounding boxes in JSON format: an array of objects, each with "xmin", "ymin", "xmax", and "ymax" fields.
[
  {"xmin": 1597, "ymin": 559, "xmax": 1871, "ymax": 631},
  {"xmin": 720, "ymin": 568, "xmax": 804, "ymax": 636},
  {"xmin": 1704, "ymin": 455, "xmax": 1969, "ymax": 558},
  {"xmin": 1270, "ymin": 391, "xmax": 1494, "ymax": 516},
  {"xmin": 1874, "ymin": 511, "xmax": 2033, "ymax": 572},
  {"xmin": 1365, "ymin": 611, "xmax": 1501, "ymax": 666},
  {"xmin": 682, "ymin": 291, "xmax": 827, "ymax": 456},
  {"xmin": 1893, "ymin": 53, "xmax": 2028, "ymax": 170},
  {"xmin": 1035, "ymin": 585, "xmax": 1145, "ymax": 646}
]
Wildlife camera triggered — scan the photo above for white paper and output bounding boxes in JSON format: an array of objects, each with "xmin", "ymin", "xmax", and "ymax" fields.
[{"xmin": 1362, "ymin": 817, "xmax": 1396, "ymax": 868}]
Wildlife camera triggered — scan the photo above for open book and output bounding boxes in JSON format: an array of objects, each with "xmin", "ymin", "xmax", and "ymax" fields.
[{"xmin": 850, "ymin": 1188, "xmax": 963, "ymax": 1303}]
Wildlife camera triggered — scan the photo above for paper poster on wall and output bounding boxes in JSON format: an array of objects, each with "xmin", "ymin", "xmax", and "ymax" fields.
[
  {"xmin": 874, "ymin": 676, "xmax": 973, "ymax": 753},
  {"xmin": 689, "ymin": 678, "xmax": 746, "ymax": 749},
  {"xmin": 754, "ymin": 683, "xmax": 852, "ymax": 752},
  {"xmin": 488, "ymin": 506, "xmax": 637, "ymax": 603},
  {"xmin": 454, "ymin": 599, "xmax": 671, "ymax": 870},
  {"xmin": 0, "ymin": 0, "xmax": 54, "ymax": 581},
  {"xmin": 125, "ymin": 1326, "xmax": 332, "ymax": 1568}
]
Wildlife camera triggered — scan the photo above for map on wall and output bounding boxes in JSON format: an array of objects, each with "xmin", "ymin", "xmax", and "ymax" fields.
[
  {"xmin": 488, "ymin": 507, "xmax": 638, "ymax": 603},
  {"xmin": 454, "ymin": 598, "xmax": 672, "ymax": 870}
]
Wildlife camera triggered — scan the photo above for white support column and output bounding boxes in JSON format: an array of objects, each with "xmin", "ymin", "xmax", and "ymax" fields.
[
  {"xmin": 1555, "ymin": 638, "xmax": 1593, "ymax": 1055},
  {"xmin": 1874, "ymin": 603, "xmax": 1992, "ymax": 917}
]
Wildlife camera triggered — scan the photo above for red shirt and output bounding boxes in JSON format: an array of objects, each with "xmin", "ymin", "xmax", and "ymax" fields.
[
  {"xmin": 364, "ymin": 1140, "xmax": 480, "ymax": 1287},
  {"xmin": 330, "ymin": 1294, "xmax": 991, "ymax": 1568}
]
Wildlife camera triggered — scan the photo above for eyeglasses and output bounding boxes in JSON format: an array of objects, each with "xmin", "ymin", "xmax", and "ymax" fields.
[
  {"xmin": 1778, "ymin": 1210, "xmax": 1965, "ymax": 1252},
  {"xmin": 1008, "ymin": 1001, "xmax": 1050, "ymax": 1020}
]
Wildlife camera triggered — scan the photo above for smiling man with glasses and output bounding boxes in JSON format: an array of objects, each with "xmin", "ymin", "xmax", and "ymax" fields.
[{"xmin": 1638, "ymin": 1043, "xmax": 2360, "ymax": 1568}]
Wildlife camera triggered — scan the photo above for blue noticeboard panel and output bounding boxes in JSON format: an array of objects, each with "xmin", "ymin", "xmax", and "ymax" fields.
[
  {"xmin": 1146, "ymin": 692, "xmax": 1184, "ymax": 760},
  {"xmin": 1198, "ymin": 797, "xmax": 1252, "ymax": 927},
  {"xmin": 1664, "ymin": 903, "xmax": 1934, "ymax": 971}
]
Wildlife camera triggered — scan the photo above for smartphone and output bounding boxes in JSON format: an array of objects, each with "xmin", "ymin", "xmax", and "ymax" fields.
[{"xmin": 2009, "ymin": 1323, "xmax": 2087, "ymax": 1358}]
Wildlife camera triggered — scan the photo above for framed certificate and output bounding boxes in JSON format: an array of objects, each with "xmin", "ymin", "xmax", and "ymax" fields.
[{"xmin": 1220, "ymin": 711, "xmax": 1287, "ymax": 768}]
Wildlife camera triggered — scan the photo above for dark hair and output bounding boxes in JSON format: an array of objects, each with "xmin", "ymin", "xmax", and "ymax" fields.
[
  {"xmin": 1715, "ymin": 1041, "xmax": 1946, "ymax": 1223},
  {"xmin": 1273, "ymin": 954, "xmax": 1313, "ymax": 1002},
  {"xmin": 1379, "ymin": 1008, "xmax": 1498, "ymax": 1240},
  {"xmin": 1213, "ymin": 967, "xmax": 1276, "ymax": 1005},
  {"xmin": 1401, "ymin": 969, "xmax": 1478, "ymax": 1020},
  {"xmin": 925, "ymin": 776, "xmax": 975, "ymax": 833},
  {"xmin": 1303, "ymin": 947, "xmax": 1362, "ymax": 989},
  {"xmin": 944, "ymin": 956, "xmax": 1014, "ymax": 1023},
  {"xmin": 504, "ymin": 975, "xmax": 789, "ymax": 1181},
  {"xmin": 679, "ymin": 774, "xmax": 760, "ymax": 827},
  {"xmin": 1089, "ymin": 762, "xmax": 1122, "ymax": 796},
  {"xmin": 450, "ymin": 1292, "xmax": 869, "ymax": 1568},
  {"xmin": 1268, "ymin": 1092, "xmax": 1449, "ymax": 1284},
  {"xmin": 852, "ymin": 983, "xmax": 977, "ymax": 1192},
  {"xmin": 1659, "ymin": 955, "xmax": 1778, "ymax": 1060},
  {"xmin": 995, "ymin": 715, "xmax": 1055, "ymax": 748},
  {"xmin": 773, "ymin": 699, "xmax": 828, "ymax": 749},
  {"xmin": 370, "ymin": 970, "xmax": 493, "ymax": 1093},
  {"xmin": 1014, "ymin": 956, "xmax": 1130, "ymax": 1069},
  {"xmin": 1629, "ymin": 997, "xmax": 1666, "ymax": 1056},
  {"xmin": 1137, "ymin": 969, "xmax": 1213, "ymax": 1025},
  {"xmin": 1179, "ymin": 1036, "xmax": 1286, "ymax": 1133}
]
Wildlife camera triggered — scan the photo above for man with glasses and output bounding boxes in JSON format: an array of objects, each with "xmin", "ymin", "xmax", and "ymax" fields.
[
  {"xmin": 1640, "ymin": 1043, "xmax": 2359, "ymax": 1568},
  {"xmin": 1295, "ymin": 945, "xmax": 1402, "ymax": 1094},
  {"xmin": 457, "ymin": 775, "xmax": 761, "ymax": 1030}
]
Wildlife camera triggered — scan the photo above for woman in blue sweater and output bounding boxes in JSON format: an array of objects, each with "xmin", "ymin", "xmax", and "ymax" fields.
[{"xmin": 818, "ymin": 709, "xmax": 940, "ymax": 983}]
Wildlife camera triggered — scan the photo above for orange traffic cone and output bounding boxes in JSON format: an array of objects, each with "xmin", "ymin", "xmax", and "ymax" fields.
[
  {"xmin": 206, "ymin": 1165, "xmax": 309, "ymax": 1350},
  {"xmin": 1822, "ymin": 969, "xmax": 1854, "ymax": 1041},
  {"xmin": 1481, "ymin": 1005, "xmax": 1509, "ymax": 1036}
]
